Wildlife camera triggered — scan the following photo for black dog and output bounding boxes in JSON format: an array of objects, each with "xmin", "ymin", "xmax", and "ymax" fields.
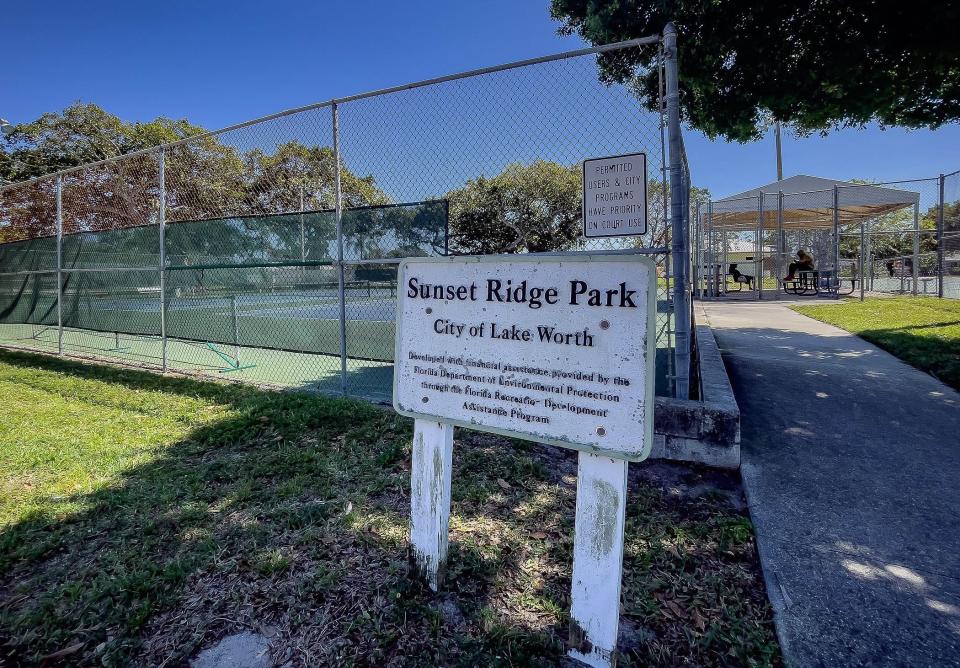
[{"xmin": 728, "ymin": 263, "xmax": 755, "ymax": 289}]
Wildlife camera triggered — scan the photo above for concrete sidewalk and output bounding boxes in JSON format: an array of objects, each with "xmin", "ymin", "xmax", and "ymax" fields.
[{"xmin": 703, "ymin": 301, "xmax": 960, "ymax": 667}]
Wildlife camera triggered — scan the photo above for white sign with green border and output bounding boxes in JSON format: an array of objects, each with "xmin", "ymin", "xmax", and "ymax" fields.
[{"xmin": 394, "ymin": 253, "xmax": 656, "ymax": 668}]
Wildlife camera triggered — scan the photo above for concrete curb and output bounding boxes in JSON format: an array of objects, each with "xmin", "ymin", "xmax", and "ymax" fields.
[
  {"xmin": 651, "ymin": 303, "xmax": 741, "ymax": 469},
  {"xmin": 740, "ymin": 461, "xmax": 795, "ymax": 666}
]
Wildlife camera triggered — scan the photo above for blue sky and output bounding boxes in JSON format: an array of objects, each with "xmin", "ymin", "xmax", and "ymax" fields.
[{"xmin": 4, "ymin": 0, "xmax": 958, "ymax": 199}]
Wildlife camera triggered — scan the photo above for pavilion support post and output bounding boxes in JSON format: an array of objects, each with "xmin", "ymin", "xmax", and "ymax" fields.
[
  {"xmin": 704, "ymin": 202, "xmax": 712, "ymax": 298},
  {"xmin": 721, "ymin": 230, "xmax": 728, "ymax": 296},
  {"xmin": 693, "ymin": 202, "xmax": 701, "ymax": 300},
  {"xmin": 912, "ymin": 201, "xmax": 920, "ymax": 296},
  {"xmin": 757, "ymin": 195, "xmax": 764, "ymax": 300},
  {"xmin": 832, "ymin": 186, "xmax": 840, "ymax": 299},
  {"xmin": 860, "ymin": 223, "xmax": 867, "ymax": 301},
  {"xmin": 776, "ymin": 190, "xmax": 784, "ymax": 299},
  {"xmin": 752, "ymin": 195, "xmax": 759, "ymax": 298}
]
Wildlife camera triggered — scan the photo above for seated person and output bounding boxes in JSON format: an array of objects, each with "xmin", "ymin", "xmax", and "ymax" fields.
[{"xmin": 785, "ymin": 249, "xmax": 814, "ymax": 281}]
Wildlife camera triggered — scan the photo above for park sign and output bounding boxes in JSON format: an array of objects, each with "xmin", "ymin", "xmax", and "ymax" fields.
[
  {"xmin": 582, "ymin": 153, "xmax": 648, "ymax": 238},
  {"xmin": 394, "ymin": 253, "xmax": 655, "ymax": 668},
  {"xmin": 393, "ymin": 254, "xmax": 655, "ymax": 460}
]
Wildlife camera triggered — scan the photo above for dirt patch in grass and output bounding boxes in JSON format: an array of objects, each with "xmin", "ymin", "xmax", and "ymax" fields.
[{"xmin": 0, "ymin": 349, "xmax": 780, "ymax": 666}]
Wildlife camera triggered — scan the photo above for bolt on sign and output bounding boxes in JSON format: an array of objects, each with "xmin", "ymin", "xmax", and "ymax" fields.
[
  {"xmin": 582, "ymin": 153, "xmax": 648, "ymax": 238},
  {"xmin": 394, "ymin": 254, "xmax": 655, "ymax": 668}
]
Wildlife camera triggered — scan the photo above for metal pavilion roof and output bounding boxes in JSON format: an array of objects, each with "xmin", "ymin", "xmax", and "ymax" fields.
[{"xmin": 707, "ymin": 175, "xmax": 920, "ymax": 231}]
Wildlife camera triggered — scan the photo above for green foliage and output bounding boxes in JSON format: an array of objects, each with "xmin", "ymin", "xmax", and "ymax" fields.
[
  {"xmin": 446, "ymin": 159, "xmax": 709, "ymax": 254},
  {"xmin": 550, "ymin": 1, "xmax": 960, "ymax": 141},
  {"xmin": 243, "ymin": 141, "xmax": 388, "ymax": 214},
  {"xmin": 0, "ymin": 350, "xmax": 779, "ymax": 666},
  {"xmin": 0, "ymin": 103, "xmax": 390, "ymax": 244},
  {"xmin": 1, "ymin": 103, "xmax": 207, "ymax": 181},
  {"xmin": 837, "ymin": 202, "xmax": 958, "ymax": 262},
  {"xmin": 447, "ymin": 160, "xmax": 582, "ymax": 254}
]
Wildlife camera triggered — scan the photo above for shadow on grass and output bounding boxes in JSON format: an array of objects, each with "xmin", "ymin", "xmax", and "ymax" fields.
[
  {"xmin": 852, "ymin": 328, "xmax": 960, "ymax": 390},
  {"xmin": 0, "ymin": 349, "xmax": 778, "ymax": 667}
]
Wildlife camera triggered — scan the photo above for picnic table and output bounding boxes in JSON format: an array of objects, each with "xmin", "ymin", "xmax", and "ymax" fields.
[{"xmin": 782, "ymin": 269, "xmax": 856, "ymax": 296}]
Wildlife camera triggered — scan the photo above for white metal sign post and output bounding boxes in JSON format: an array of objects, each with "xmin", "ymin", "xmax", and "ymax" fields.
[
  {"xmin": 583, "ymin": 153, "xmax": 648, "ymax": 238},
  {"xmin": 394, "ymin": 254, "xmax": 655, "ymax": 668}
]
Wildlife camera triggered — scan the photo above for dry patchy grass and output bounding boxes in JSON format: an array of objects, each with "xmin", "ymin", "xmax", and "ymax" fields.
[{"xmin": 0, "ymin": 349, "xmax": 779, "ymax": 667}]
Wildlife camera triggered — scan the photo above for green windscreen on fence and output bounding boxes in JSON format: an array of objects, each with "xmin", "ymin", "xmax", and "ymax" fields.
[{"xmin": 0, "ymin": 200, "xmax": 447, "ymax": 362}]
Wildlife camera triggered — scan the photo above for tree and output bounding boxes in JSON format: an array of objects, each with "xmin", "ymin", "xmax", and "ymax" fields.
[
  {"xmin": 550, "ymin": 1, "xmax": 960, "ymax": 142},
  {"xmin": 242, "ymin": 141, "xmax": 389, "ymax": 214},
  {"xmin": 343, "ymin": 201, "xmax": 448, "ymax": 261},
  {"xmin": 0, "ymin": 104, "xmax": 394, "ymax": 254},
  {"xmin": 447, "ymin": 159, "xmax": 708, "ymax": 255},
  {"xmin": 1, "ymin": 103, "xmax": 209, "ymax": 182},
  {"xmin": 1, "ymin": 103, "xmax": 232, "ymax": 242},
  {"xmin": 447, "ymin": 160, "xmax": 583, "ymax": 254},
  {"xmin": 646, "ymin": 180, "xmax": 710, "ymax": 250}
]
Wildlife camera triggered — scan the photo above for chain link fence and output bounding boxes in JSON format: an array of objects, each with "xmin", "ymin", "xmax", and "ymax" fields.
[
  {"xmin": 696, "ymin": 174, "xmax": 955, "ymax": 300},
  {"xmin": 1, "ymin": 33, "xmax": 694, "ymax": 400},
  {"xmin": 942, "ymin": 170, "xmax": 960, "ymax": 297}
]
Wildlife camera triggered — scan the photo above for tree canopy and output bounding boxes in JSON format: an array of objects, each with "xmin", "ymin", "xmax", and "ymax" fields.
[
  {"xmin": 446, "ymin": 159, "xmax": 708, "ymax": 254},
  {"xmin": 447, "ymin": 160, "xmax": 583, "ymax": 254},
  {"xmin": 0, "ymin": 103, "xmax": 207, "ymax": 183},
  {"xmin": 0, "ymin": 104, "xmax": 391, "ymax": 244},
  {"xmin": 550, "ymin": 1, "xmax": 960, "ymax": 142}
]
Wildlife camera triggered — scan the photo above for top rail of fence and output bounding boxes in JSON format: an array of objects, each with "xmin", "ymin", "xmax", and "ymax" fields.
[{"xmin": 0, "ymin": 35, "xmax": 662, "ymax": 193}]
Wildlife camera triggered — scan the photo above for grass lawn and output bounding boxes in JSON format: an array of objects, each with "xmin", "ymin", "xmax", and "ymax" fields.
[
  {"xmin": 0, "ymin": 349, "xmax": 779, "ymax": 667},
  {"xmin": 793, "ymin": 297, "xmax": 960, "ymax": 390}
]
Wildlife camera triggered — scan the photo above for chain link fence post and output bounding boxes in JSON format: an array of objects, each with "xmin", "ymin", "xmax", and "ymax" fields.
[
  {"xmin": 776, "ymin": 191, "xmax": 784, "ymax": 300},
  {"xmin": 860, "ymin": 223, "xmax": 867, "ymax": 301},
  {"xmin": 332, "ymin": 101, "xmax": 348, "ymax": 395},
  {"xmin": 55, "ymin": 175, "xmax": 63, "ymax": 355},
  {"xmin": 757, "ymin": 194, "xmax": 764, "ymax": 300},
  {"xmin": 706, "ymin": 200, "xmax": 714, "ymax": 298},
  {"xmin": 299, "ymin": 184, "xmax": 306, "ymax": 264},
  {"xmin": 159, "ymin": 149, "xmax": 168, "ymax": 371},
  {"xmin": 912, "ymin": 198, "xmax": 920, "ymax": 296},
  {"xmin": 663, "ymin": 23, "xmax": 689, "ymax": 399},
  {"xmin": 938, "ymin": 173, "xmax": 945, "ymax": 298},
  {"xmin": 833, "ymin": 185, "xmax": 840, "ymax": 299},
  {"xmin": 693, "ymin": 201, "xmax": 700, "ymax": 299}
]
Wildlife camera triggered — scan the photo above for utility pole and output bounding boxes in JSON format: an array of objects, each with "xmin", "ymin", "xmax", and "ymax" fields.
[{"xmin": 775, "ymin": 121, "xmax": 783, "ymax": 181}]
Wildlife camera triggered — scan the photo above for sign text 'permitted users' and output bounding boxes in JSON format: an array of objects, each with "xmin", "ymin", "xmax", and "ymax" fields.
[
  {"xmin": 582, "ymin": 153, "xmax": 648, "ymax": 238},
  {"xmin": 393, "ymin": 255, "xmax": 655, "ymax": 461}
]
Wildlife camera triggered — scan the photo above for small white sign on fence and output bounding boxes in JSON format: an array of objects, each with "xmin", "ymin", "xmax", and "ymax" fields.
[
  {"xmin": 582, "ymin": 153, "xmax": 648, "ymax": 238},
  {"xmin": 394, "ymin": 254, "xmax": 655, "ymax": 668}
]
